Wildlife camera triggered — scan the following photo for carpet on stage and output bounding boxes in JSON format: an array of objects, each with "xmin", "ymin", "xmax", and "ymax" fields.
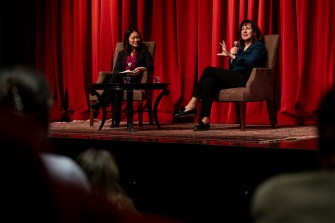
[{"xmin": 49, "ymin": 119, "xmax": 318, "ymax": 144}]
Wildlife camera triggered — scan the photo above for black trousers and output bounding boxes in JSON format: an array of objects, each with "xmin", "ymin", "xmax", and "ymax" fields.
[
  {"xmin": 100, "ymin": 73, "xmax": 142, "ymax": 122},
  {"xmin": 193, "ymin": 67, "xmax": 249, "ymax": 118}
]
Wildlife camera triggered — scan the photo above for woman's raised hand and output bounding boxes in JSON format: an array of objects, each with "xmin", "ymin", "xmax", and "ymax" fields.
[{"xmin": 217, "ymin": 40, "xmax": 228, "ymax": 56}]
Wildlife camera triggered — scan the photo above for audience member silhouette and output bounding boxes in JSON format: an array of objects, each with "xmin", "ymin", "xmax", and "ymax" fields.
[
  {"xmin": 0, "ymin": 65, "xmax": 90, "ymax": 190},
  {"xmin": 41, "ymin": 152, "xmax": 90, "ymax": 191},
  {"xmin": 0, "ymin": 65, "xmax": 111, "ymax": 222},
  {"xmin": 76, "ymin": 148, "xmax": 138, "ymax": 213},
  {"xmin": 250, "ymin": 86, "xmax": 335, "ymax": 223},
  {"xmin": 0, "ymin": 65, "xmax": 184, "ymax": 223}
]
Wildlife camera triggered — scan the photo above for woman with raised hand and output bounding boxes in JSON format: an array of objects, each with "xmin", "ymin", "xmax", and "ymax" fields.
[{"xmin": 174, "ymin": 19, "xmax": 266, "ymax": 131}]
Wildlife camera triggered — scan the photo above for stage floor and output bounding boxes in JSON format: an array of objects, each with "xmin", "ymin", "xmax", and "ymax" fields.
[{"xmin": 49, "ymin": 120, "xmax": 318, "ymax": 150}]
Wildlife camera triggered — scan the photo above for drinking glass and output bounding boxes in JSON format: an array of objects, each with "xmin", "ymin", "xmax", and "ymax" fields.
[
  {"xmin": 153, "ymin": 76, "xmax": 160, "ymax": 83},
  {"xmin": 123, "ymin": 76, "xmax": 131, "ymax": 84}
]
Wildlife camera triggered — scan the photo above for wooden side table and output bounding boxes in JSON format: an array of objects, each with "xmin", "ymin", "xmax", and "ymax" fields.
[{"xmin": 89, "ymin": 83, "xmax": 170, "ymax": 132}]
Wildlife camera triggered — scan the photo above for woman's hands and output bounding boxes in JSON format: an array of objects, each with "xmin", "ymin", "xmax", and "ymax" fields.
[
  {"xmin": 217, "ymin": 40, "xmax": 237, "ymax": 60},
  {"xmin": 132, "ymin": 67, "xmax": 147, "ymax": 75},
  {"xmin": 230, "ymin": 45, "xmax": 238, "ymax": 55},
  {"xmin": 217, "ymin": 40, "xmax": 228, "ymax": 56}
]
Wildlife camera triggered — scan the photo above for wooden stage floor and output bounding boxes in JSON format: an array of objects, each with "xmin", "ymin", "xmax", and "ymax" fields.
[{"xmin": 49, "ymin": 120, "xmax": 318, "ymax": 150}]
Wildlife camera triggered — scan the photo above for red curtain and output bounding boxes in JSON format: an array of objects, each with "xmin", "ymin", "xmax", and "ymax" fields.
[{"xmin": 35, "ymin": 0, "xmax": 335, "ymax": 126}]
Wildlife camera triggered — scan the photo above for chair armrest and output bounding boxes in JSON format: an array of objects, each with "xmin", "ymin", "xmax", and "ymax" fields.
[
  {"xmin": 137, "ymin": 71, "xmax": 150, "ymax": 95},
  {"xmin": 245, "ymin": 68, "xmax": 274, "ymax": 99},
  {"xmin": 140, "ymin": 71, "xmax": 149, "ymax": 83},
  {"xmin": 89, "ymin": 71, "xmax": 113, "ymax": 99},
  {"xmin": 96, "ymin": 71, "xmax": 113, "ymax": 83}
]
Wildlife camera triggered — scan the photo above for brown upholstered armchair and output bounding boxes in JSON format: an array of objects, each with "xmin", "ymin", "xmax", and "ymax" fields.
[
  {"xmin": 88, "ymin": 41, "xmax": 155, "ymax": 127},
  {"xmin": 212, "ymin": 34, "xmax": 280, "ymax": 131}
]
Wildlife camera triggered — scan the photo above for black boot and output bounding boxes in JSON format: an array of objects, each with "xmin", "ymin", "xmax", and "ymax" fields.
[
  {"xmin": 90, "ymin": 101, "xmax": 102, "ymax": 117},
  {"xmin": 110, "ymin": 120, "xmax": 120, "ymax": 128},
  {"xmin": 90, "ymin": 101, "xmax": 102, "ymax": 112}
]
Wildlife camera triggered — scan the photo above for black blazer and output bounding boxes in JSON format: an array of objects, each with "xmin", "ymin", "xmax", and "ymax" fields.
[{"xmin": 113, "ymin": 45, "xmax": 154, "ymax": 74}]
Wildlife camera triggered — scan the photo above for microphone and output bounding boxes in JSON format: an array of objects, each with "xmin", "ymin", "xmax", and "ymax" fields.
[
  {"xmin": 233, "ymin": 41, "xmax": 238, "ymax": 56},
  {"xmin": 127, "ymin": 62, "xmax": 132, "ymax": 70}
]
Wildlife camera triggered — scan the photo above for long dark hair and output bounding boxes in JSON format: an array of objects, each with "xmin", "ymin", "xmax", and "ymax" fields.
[
  {"xmin": 123, "ymin": 28, "xmax": 145, "ymax": 54},
  {"xmin": 237, "ymin": 19, "xmax": 264, "ymax": 44}
]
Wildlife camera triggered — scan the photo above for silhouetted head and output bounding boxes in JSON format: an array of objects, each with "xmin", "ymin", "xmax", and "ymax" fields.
[
  {"xmin": 0, "ymin": 65, "xmax": 53, "ymax": 131},
  {"xmin": 76, "ymin": 148, "xmax": 120, "ymax": 194},
  {"xmin": 317, "ymin": 86, "xmax": 335, "ymax": 168}
]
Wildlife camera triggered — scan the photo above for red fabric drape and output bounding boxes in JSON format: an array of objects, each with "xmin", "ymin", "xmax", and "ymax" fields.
[{"xmin": 35, "ymin": 0, "xmax": 335, "ymax": 126}]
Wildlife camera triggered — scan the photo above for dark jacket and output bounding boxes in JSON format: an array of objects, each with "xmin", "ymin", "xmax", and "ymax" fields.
[
  {"xmin": 229, "ymin": 41, "xmax": 266, "ymax": 76},
  {"xmin": 113, "ymin": 45, "xmax": 154, "ymax": 74}
]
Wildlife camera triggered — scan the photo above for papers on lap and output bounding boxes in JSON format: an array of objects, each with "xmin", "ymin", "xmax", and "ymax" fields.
[{"xmin": 120, "ymin": 70, "xmax": 135, "ymax": 74}]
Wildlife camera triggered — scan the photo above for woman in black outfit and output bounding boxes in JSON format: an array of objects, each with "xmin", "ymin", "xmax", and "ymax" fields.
[
  {"xmin": 91, "ymin": 28, "xmax": 154, "ymax": 128},
  {"xmin": 174, "ymin": 19, "xmax": 267, "ymax": 131}
]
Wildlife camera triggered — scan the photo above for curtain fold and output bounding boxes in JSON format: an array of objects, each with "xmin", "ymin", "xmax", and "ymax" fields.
[{"xmin": 35, "ymin": 0, "xmax": 335, "ymax": 126}]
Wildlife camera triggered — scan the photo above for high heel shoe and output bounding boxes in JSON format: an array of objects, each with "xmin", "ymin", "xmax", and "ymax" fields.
[
  {"xmin": 193, "ymin": 121, "xmax": 210, "ymax": 131},
  {"xmin": 174, "ymin": 108, "xmax": 197, "ymax": 118}
]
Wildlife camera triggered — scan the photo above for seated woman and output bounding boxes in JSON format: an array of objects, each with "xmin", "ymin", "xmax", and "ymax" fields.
[
  {"xmin": 174, "ymin": 19, "xmax": 267, "ymax": 131},
  {"xmin": 90, "ymin": 28, "xmax": 154, "ymax": 128}
]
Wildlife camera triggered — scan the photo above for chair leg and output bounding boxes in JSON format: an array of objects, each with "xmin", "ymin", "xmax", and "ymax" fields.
[
  {"xmin": 235, "ymin": 102, "xmax": 241, "ymax": 124},
  {"xmin": 238, "ymin": 101, "xmax": 246, "ymax": 131},
  {"xmin": 89, "ymin": 100, "xmax": 95, "ymax": 127},
  {"xmin": 138, "ymin": 101, "xmax": 143, "ymax": 127},
  {"xmin": 266, "ymin": 100, "xmax": 276, "ymax": 128},
  {"xmin": 147, "ymin": 99, "xmax": 153, "ymax": 125}
]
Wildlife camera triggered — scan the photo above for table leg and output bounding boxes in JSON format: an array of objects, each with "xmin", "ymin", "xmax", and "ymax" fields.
[
  {"xmin": 126, "ymin": 89, "xmax": 134, "ymax": 132},
  {"xmin": 153, "ymin": 88, "xmax": 169, "ymax": 129},
  {"xmin": 89, "ymin": 89, "xmax": 106, "ymax": 131},
  {"xmin": 99, "ymin": 105, "xmax": 107, "ymax": 131}
]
